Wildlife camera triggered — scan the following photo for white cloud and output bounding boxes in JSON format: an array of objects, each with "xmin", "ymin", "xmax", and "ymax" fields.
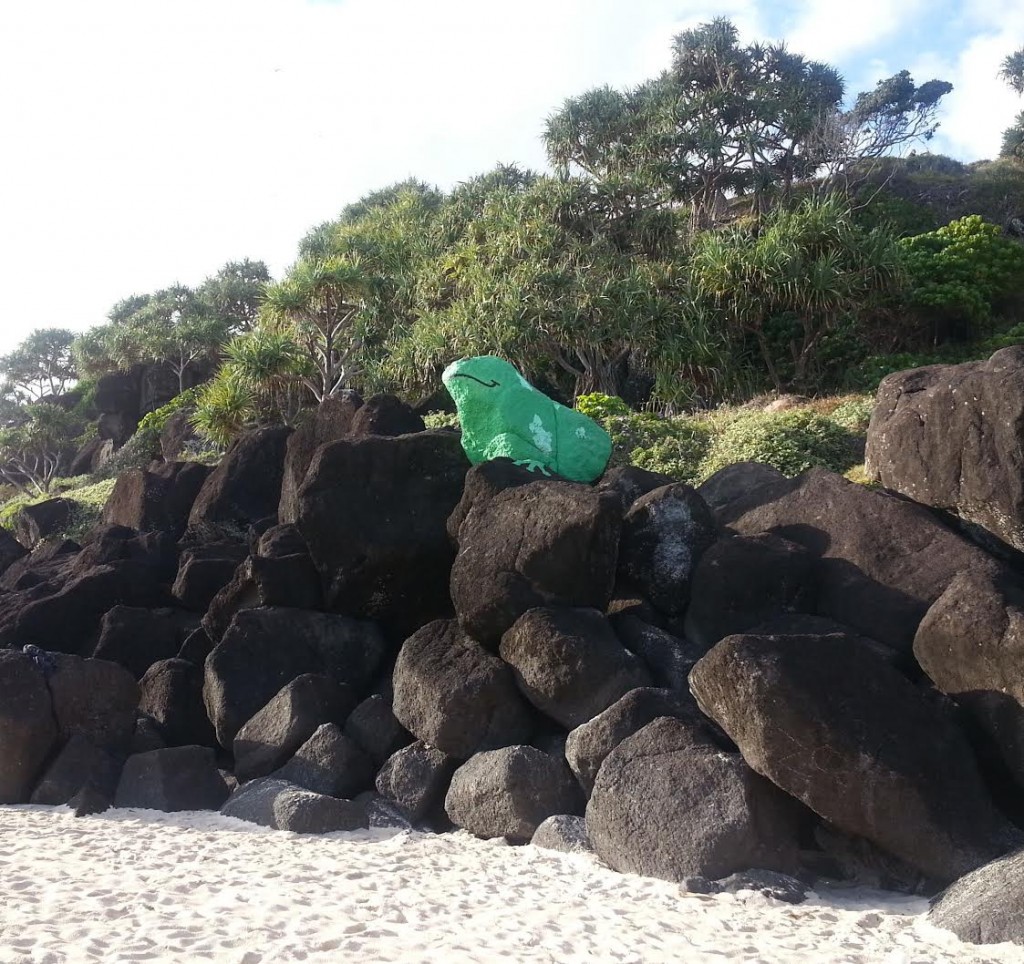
[{"xmin": 784, "ymin": 0, "xmax": 930, "ymax": 64}]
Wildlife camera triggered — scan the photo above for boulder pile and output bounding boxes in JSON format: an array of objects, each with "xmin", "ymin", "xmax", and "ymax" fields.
[{"xmin": 2, "ymin": 364, "xmax": 1024, "ymax": 947}]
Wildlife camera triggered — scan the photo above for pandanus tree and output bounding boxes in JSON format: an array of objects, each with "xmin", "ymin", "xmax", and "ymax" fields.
[
  {"xmin": 0, "ymin": 328, "xmax": 78, "ymax": 401},
  {"xmin": 1000, "ymin": 47, "xmax": 1024, "ymax": 160},
  {"xmin": 260, "ymin": 257, "xmax": 370, "ymax": 402}
]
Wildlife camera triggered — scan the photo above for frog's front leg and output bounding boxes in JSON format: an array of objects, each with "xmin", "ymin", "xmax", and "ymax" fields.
[
  {"xmin": 513, "ymin": 459, "xmax": 552, "ymax": 476},
  {"xmin": 482, "ymin": 432, "xmax": 550, "ymax": 474}
]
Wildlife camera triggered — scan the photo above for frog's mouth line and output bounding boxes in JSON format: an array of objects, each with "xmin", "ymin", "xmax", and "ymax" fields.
[{"xmin": 451, "ymin": 374, "xmax": 500, "ymax": 388}]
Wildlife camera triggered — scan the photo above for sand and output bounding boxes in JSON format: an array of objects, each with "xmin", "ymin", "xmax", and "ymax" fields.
[{"xmin": 0, "ymin": 805, "xmax": 1020, "ymax": 964}]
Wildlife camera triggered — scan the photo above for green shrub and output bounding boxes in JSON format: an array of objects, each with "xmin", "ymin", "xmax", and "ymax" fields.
[
  {"xmin": 697, "ymin": 409, "xmax": 861, "ymax": 480},
  {"xmin": 575, "ymin": 393, "xmax": 712, "ymax": 484},
  {"xmin": 0, "ymin": 476, "xmax": 117, "ymax": 542},
  {"xmin": 423, "ymin": 411, "xmax": 460, "ymax": 430}
]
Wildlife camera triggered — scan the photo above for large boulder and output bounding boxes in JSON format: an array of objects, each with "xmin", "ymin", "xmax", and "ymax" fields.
[
  {"xmin": 617, "ymin": 483, "xmax": 717, "ymax": 615},
  {"xmin": 914, "ymin": 569, "xmax": 1024, "ymax": 790},
  {"xmin": 349, "ymin": 393, "xmax": 425, "ymax": 438},
  {"xmin": 717, "ymin": 467, "xmax": 1004, "ymax": 652},
  {"xmin": 866, "ymin": 347, "xmax": 1024, "ymax": 552},
  {"xmin": 92, "ymin": 606, "xmax": 191, "ymax": 679},
  {"xmin": 0, "ymin": 650, "xmax": 58, "ymax": 803},
  {"xmin": 697, "ymin": 461, "xmax": 787, "ymax": 513},
  {"xmin": 565, "ymin": 687, "xmax": 706, "ymax": 795},
  {"xmin": 928, "ymin": 847, "xmax": 1024, "ymax": 947},
  {"xmin": 15, "ymin": 498, "xmax": 72, "ymax": 549},
  {"xmin": 172, "ymin": 544, "xmax": 250, "ymax": 612},
  {"xmin": 102, "ymin": 461, "xmax": 211, "ymax": 537},
  {"xmin": 0, "ymin": 537, "xmax": 78, "ymax": 592},
  {"xmin": 499, "ymin": 607, "xmax": 652, "ymax": 730},
  {"xmin": 94, "ymin": 371, "xmax": 140, "ymax": 446},
  {"xmin": 446, "ymin": 459, "xmax": 545, "ymax": 542},
  {"xmin": 0, "ymin": 562, "xmax": 169, "ymax": 654},
  {"xmin": 47, "ymin": 653, "xmax": 139, "ymax": 756},
  {"xmin": 114, "ymin": 746, "xmax": 229, "ymax": 811},
  {"xmin": 586, "ymin": 717, "xmax": 804, "ymax": 883},
  {"xmin": 445, "ymin": 745, "xmax": 583, "ymax": 842},
  {"xmin": 221, "ymin": 777, "xmax": 368, "ymax": 833},
  {"xmin": 690, "ymin": 633, "xmax": 1015, "ymax": 884},
  {"xmin": 296, "ymin": 430, "xmax": 469, "ymax": 636},
  {"xmin": 610, "ymin": 615, "xmax": 708, "ymax": 692},
  {"xmin": 203, "ymin": 607, "xmax": 387, "ymax": 748},
  {"xmin": 278, "ymin": 392, "xmax": 363, "ymax": 524},
  {"xmin": 233, "ymin": 674, "xmax": 357, "ymax": 783},
  {"xmin": 683, "ymin": 533, "xmax": 816, "ymax": 649},
  {"xmin": 375, "ymin": 741, "xmax": 456, "ymax": 823},
  {"xmin": 451, "ymin": 480, "xmax": 621, "ymax": 646},
  {"xmin": 0, "ymin": 527, "xmax": 28, "ymax": 577},
  {"xmin": 138, "ymin": 658, "xmax": 217, "ymax": 748},
  {"xmin": 188, "ymin": 426, "xmax": 293, "ymax": 535},
  {"xmin": 30, "ymin": 734, "xmax": 122, "ymax": 806},
  {"xmin": 271, "ymin": 723, "xmax": 375, "ymax": 799},
  {"xmin": 344, "ymin": 695, "xmax": 412, "ymax": 768},
  {"xmin": 392, "ymin": 619, "xmax": 534, "ymax": 759}
]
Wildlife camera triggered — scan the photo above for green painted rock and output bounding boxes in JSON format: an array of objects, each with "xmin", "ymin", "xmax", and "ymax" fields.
[{"xmin": 442, "ymin": 356, "xmax": 612, "ymax": 484}]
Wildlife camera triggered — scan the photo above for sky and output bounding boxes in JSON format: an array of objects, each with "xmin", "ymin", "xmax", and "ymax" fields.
[{"xmin": 1, "ymin": 0, "xmax": 1022, "ymax": 354}]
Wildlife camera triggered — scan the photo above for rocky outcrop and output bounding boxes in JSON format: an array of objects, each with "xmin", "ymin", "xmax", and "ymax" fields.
[
  {"xmin": 392, "ymin": 620, "xmax": 533, "ymax": 759},
  {"xmin": 297, "ymin": 431, "xmax": 468, "ymax": 636},
  {"xmin": 866, "ymin": 347, "xmax": 1024, "ymax": 553},
  {"xmin": 103, "ymin": 461, "xmax": 210, "ymax": 537},
  {"xmin": 929, "ymin": 847, "xmax": 1024, "ymax": 946},
  {"xmin": 451, "ymin": 479, "xmax": 620, "ymax": 646},
  {"xmin": 587, "ymin": 718, "xmax": 804, "ymax": 883},
  {"xmin": 690, "ymin": 633, "xmax": 1015, "ymax": 884}
]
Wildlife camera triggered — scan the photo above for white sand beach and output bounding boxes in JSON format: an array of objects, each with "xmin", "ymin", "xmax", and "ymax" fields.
[{"xmin": 0, "ymin": 806, "xmax": 1020, "ymax": 964}]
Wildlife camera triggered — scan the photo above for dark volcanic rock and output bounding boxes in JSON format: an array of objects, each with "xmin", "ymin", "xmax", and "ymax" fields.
[
  {"xmin": 233, "ymin": 674, "xmax": 357, "ymax": 783},
  {"xmin": 30, "ymin": 735, "xmax": 122, "ymax": 805},
  {"xmin": 446, "ymin": 459, "xmax": 545, "ymax": 542},
  {"xmin": 0, "ymin": 650, "xmax": 58, "ymax": 803},
  {"xmin": 684, "ymin": 533, "xmax": 816, "ymax": 649},
  {"xmin": 611, "ymin": 615, "xmax": 708, "ymax": 691},
  {"xmin": 586, "ymin": 718, "xmax": 804, "ymax": 883},
  {"xmin": 866, "ymin": 347, "xmax": 1024, "ymax": 553},
  {"xmin": 222, "ymin": 777, "xmax": 368, "ymax": 833},
  {"xmin": 451, "ymin": 480, "xmax": 621, "ymax": 646},
  {"xmin": 92, "ymin": 606, "xmax": 188, "ymax": 679},
  {"xmin": 929, "ymin": 846, "xmax": 1024, "ymax": 947},
  {"xmin": 200, "ymin": 560, "xmax": 259, "ymax": 644},
  {"xmin": 914, "ymin": 569, "xmax": 1024, "ymax": 790},
  {"xmin": 203, "ymin": 607, "xmax": 387, "ymax": 748},
  {"xmin": 375, "ymin": 741, "xmax": 456, "ymax": 823},
  {"xmin": 690, "ymin": 633, "xmax": 1014, "ymax": 884},
  {"xmin": 15, "ymin": 498, "xmax": 72, "ymax": 549},
  {"xmin": 0, "ymin": 527, "xmax": 28, "ymax": 577},
  {"xmin": 617, "ymin": 483, "xmax": 717, "ymax": 615},
  {"xmin": 0, "ymin": 562, "xmax": 169, "ymax": 654},
  {"xmin": 114, "ymin": 746, "xmax": 229, "ymax": 811},
  {"xmin": 159, "ymin": 411, "xmax": 198, "ymax": 461},
  {"xmin": 272, "ymin": 723, "xmax": 375, "ymax": 799},
  {"xmin": 597, "ymin": 465, "xmax": 676, "ymax": 511},
  {"xmin": 697, "ymin": 461, "xmax": 786, "ymax": 513},
  {"xmin": 717, "ymin": 467, "xmax": 1004, "ymax": 652},
  {"xmin": 172, "ymin": 544, "xmax": 250, "ymax": 612},
  {"xmin": 499, "ymin": 607, "xmax": 652, "ymax": 730},
  {"xmin": 531, "ymin": 814, "xmax": 593, "ymax": 854},
  {"xmin": 343, "ymin": 695, "xmax": 412, "ymax": 768},
  {"xmin": 565, "ymin": 687, "xmax": 705, "ymax": 795},
  {"xmin": 47, "ymin": 654, "xmax": 139, "ymax": 756},
  {"xmin": 349, "ymin": 393, "xmax": 425, "ymax": 438},
  {"xmin": 188, "ymin": 426, "xmax": 293, "ymax": 535},
  {"xmin": 1, "ymin": 538, "xmax": 78, "ymax": 592},
  {"xmin": 138, "ymin": 658, "xmax": 217, "ymax": 748},
  {"xmin": 445, "ymin": 745, "xmax": 584, "ymax": 843},
  {"xmin": 278, "ymin": 392, "xmax": 363, "ymax": 525},
  {"xmin": 102, "ymin": 461, "xmax": 211, "ymax": 537},
  {"xmin": 297, "ymin": 430, "xmax": 469, "ymax": 636},
  {"xmin": 392, "ymin": 619, "xmax": 534, "ymax": 759}
]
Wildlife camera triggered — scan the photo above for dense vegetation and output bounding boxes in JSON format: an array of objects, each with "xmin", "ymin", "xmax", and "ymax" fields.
[{"xmin": 0, "ymin": 24, "xmax": 1021, "ymax": 524}]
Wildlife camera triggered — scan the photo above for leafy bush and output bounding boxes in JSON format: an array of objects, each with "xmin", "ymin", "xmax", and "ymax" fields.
[
  {"xmin": 0, "ymin": 476, "xmax": 117, "ymax": 541},
  {"xmin": 576, "ymin": 393, "xmax": 713, "ymax": 485},
  {"xmin": 423, "ymin": 411, "xmax": 460, "ymax": 430},
  {"xmin": 901, "ymin": 215, "xmax": 1024, "ymax": 340},
  {"xmin": 697, "ymin": 409, "xmax": 861, "ymax": 479}
]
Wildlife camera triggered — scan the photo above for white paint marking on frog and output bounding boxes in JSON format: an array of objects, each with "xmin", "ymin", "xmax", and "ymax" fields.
[
  {"xmin": 530, "ymin": 414, "xmax": 554, "ymax": 454},
  {"xmin": 575, "ymin": 426, "xmax": 587, "ymax": 439}
]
